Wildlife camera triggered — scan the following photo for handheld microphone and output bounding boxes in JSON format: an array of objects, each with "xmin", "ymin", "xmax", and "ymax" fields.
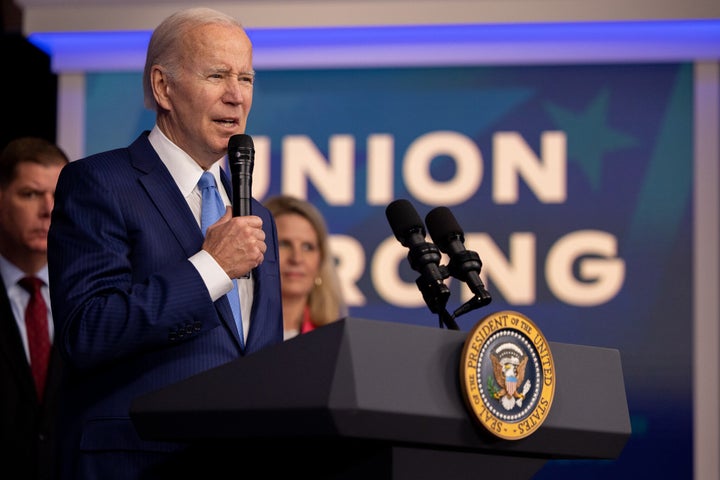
[
  {"xmin": 228, "ymin": 134, "xmax": 254, "ymax": 217},
  {"xmin": 425, "ymin": 206, "xmax": 491, "ymax": 307},
  {"xmin": 385, "ymin": 199, "xmax": 450, "ymax": 315}
]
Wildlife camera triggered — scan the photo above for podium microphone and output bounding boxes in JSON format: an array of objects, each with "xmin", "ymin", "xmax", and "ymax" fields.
[
  {"xmin": 228, "ymin": 134, "xmax": 254, "ymax": 217},
  {"xmin": 425, "ymin": 206, "xmax": 491, "ymax": 307},
  {"xmin": 385, "ymin": 199, "xmax": 451, "ymax": 320}
]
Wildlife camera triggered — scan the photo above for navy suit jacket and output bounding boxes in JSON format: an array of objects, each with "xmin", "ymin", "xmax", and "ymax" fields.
[{"xmin": 47, "ymin": 132, "xmax": 283, "ymax": 479}]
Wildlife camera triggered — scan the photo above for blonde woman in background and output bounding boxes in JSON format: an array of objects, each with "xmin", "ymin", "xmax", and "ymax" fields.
[{"xmin": 264, "ymin": 195, "xmax": 347, "ymax": 340}]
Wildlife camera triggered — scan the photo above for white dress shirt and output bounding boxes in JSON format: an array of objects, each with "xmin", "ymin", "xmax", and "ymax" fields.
[{"xmin": 148, "ymin": 126, "xmax": 252, "ymax": 343}]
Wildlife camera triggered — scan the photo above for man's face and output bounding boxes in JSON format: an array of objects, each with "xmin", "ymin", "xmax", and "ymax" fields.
[
  {"xmin": 0, "ymin": 162, "xmax": 64, "ymax": 260},
  {"xmin": 160, "ymin": 23, "xmax": 255, "ymax": 168}
]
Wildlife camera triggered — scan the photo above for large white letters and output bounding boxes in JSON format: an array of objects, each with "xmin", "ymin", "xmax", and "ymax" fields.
[{"xmin": 269, "ymin": 130, "xmax": 624, "ymax": 309}]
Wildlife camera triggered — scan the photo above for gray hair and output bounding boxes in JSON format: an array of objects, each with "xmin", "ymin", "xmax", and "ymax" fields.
[{"xmin": 142, "ymin": 7, "xmax": 244, "ymax": 111}]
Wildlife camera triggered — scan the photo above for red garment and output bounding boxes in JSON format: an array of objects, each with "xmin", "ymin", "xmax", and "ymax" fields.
[
  {"xmin": 299, "ymin": 305, "xmax": 316, "ymax": 334},
  {"xmin": 18, "ymin": 277, "xmax": 50, "ymax": 402}
]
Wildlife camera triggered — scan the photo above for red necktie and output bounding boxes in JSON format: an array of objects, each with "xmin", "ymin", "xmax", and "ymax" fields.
[{"xmin": 18, "ymin": 276, "xmax": 50, "ymax": 402}]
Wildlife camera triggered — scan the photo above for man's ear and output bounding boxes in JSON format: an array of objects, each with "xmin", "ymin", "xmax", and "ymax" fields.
[{"xmin": 151, "ymin": 66, "xmax": 172, "ymax": 111}]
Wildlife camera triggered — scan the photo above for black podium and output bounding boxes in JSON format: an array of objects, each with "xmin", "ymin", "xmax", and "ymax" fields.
[{"xmin": 130, "ymin": 317, "xmax": 631, "ymax": 479}]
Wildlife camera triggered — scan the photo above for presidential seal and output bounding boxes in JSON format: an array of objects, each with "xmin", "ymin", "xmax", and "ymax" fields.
[{"xmin": 459, "ymin": 310, "xmax": 555, "ymax": 440}]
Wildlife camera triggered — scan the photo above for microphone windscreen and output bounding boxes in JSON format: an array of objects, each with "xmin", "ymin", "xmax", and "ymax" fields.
[
  {"xmin": 228, "ymin": 133, "xmax": 254, "ymax": 151},
  {"xmin": 425, "ymin": 206, "xmax": 464, "ymax": 250},
  {"xmin": 385, "ymin": 199, "xmax": 425, "ymax": 244}
]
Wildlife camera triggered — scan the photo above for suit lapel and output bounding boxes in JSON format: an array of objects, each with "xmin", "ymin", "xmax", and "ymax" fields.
[
  {"xmin": 129, "ymin": 136, "xmax": 202, "ymax": 258},
  {"xmin": 128, "ymin": 134, "xmax": 244, "ymax": 350}
]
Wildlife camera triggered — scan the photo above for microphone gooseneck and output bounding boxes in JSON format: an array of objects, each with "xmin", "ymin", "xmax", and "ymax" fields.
[{"xmin": 228, "ymin": 134, "xmax": 254, "ymax": 217}]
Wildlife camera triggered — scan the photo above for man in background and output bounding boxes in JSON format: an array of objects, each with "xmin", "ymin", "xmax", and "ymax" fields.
[{"xmin": 0, "ymin": 136, "xmax": 68, "ymax": 480}]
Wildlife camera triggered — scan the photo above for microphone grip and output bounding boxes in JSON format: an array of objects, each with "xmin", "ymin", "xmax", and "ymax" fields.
[
  {"xmin": 232, "ymin": 172, "xmax": 252, "ymax": 217},
  {"xmin": 233, "ymin": 168, "xmax": 252, "ymax": 279}
]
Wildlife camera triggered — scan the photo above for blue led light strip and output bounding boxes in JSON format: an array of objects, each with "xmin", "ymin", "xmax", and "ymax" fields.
[{"xmin": 29, "ymin": 19, "xmax": 720, "ymax": 72}]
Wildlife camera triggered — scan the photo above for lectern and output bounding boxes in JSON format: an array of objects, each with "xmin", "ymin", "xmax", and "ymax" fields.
[{"xmin": 130, "ymin": 317, "xmax": 630, "ymax": 479}]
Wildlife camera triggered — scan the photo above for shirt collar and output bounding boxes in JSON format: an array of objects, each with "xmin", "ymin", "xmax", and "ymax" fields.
[
  {"xmin": 0, "ymin": 255, "xmax": 49, "ymax": 290},
  {"xmin": 148, "ymin": 125, "xmax": 228, "ymax": 199}
]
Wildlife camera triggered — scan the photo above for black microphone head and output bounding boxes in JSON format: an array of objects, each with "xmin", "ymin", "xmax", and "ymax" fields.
[
  {"xmin": 385, "ymin": 199, "xmax": 426, "ymax": 246},
  {"xmin": 228, "ymin": 134, "xmax": 254, "ymax": 178},
  {"xmin": 425, "ymin": 206, "xmax": 464, "ymax": 252},
  {"xmin": 228, "ymin": 133, "xmax": 254, "ymax": 152}
]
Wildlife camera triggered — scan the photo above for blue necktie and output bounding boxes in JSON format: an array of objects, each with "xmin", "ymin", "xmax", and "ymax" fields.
[{"xmin": 198, "ymin": 172, "xmax": 244, "ymax": 347}]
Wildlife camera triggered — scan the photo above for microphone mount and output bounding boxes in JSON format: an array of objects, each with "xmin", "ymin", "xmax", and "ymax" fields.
[
  {"xmin": 408, "ymin": 240, "xmax": 491, "ymax": 331},
  {"xmin": 426, "ymin": 260, "xmax": 491, "ymax": 331},
  {"xmin": 404, "ymin": 235, "xmax": 454, "ymax": 328},
  {"xmin": 445, "ymin": 249, "xmax": 492, "ymax": 308}
]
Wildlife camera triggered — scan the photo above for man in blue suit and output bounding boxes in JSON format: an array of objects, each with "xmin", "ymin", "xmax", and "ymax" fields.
[{"xmin": 47, "ymin": 7, "xmax": 283, "ymax": 479}]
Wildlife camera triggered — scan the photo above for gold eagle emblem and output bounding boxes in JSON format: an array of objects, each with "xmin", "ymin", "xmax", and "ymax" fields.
[{"xmin": 490, "ymin": 342, "xmax": 531, "ymax": 410}]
